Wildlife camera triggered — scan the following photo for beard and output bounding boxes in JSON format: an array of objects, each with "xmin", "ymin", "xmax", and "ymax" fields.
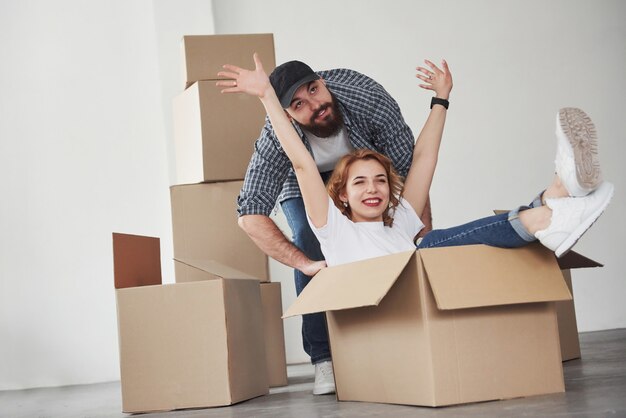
[{"xmin": 300, "ymin": 94, "xmax": 344, "ymax": 138}]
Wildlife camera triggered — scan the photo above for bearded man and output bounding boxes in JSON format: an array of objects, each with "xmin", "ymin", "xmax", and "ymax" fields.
[{"xmin": 236, "ymin": 60, "xmax": 432, "ymax": 395}]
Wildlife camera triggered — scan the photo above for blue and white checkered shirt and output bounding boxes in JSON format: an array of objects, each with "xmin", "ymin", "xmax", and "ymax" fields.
[{"xmin": 237, "ymin": 68, "xmax": 415, "ymax": 217}]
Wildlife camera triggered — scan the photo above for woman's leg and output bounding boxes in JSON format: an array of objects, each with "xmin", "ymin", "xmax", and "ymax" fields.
[{"xmin": 417, "ymin": 210, "xmax": 535, "ymax": 249}]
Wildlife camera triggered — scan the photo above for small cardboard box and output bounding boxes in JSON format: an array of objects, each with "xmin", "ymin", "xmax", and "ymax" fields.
[
  {"xmin": 175, "ymin": 260, "xmax": 288, "ymax": 387},
  {"xmin": 173, "ymin": 81, "xmax": 267, "ymax": 184},
  {"xmin": 112, "ymin": 233, "xmax": 268, "ymax": 413},
  {"xmin": 285, "ymin": 244, "xmax": 573, "ymax": 407},
  {"xmin": 181, "ymin": 34, "xmax": 276, "ymax": 89},
  {"xmin": 170, "ymin": 181, "xmax": 269, "ymax": 282}
]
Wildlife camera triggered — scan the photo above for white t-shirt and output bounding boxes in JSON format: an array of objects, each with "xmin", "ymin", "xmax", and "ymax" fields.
[
  {"xmin": 304, "ymin": 126, "xmax": 354, "ymax": 172},
  {"xmin": 307, "ymin": 197, "xmax": 424, "ymax": 267}
]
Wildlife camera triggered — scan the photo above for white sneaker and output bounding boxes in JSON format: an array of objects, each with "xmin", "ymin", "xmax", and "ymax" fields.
[
  {"xmin": 555, "ymin": 107, "xmax": 602, "ymax": 196},
  {"xmin": 312, "ymin": 360, "xmax": 336, "ymax": 395},
  {"xmin": 535, "ymin": 181, "xmax": 614, "ymax": 257}
]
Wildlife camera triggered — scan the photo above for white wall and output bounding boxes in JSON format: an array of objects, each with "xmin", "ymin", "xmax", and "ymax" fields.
[
  {"xmin": 0, "ymin": 0, "xmax": 214, "ymax": 390},
  {"xmin": 212, "ymin": 0, "xmax": 626, "ymax": 364}
]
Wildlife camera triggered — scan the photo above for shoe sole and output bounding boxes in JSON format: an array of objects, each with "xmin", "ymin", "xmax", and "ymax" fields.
[
  {"xmin": 558, "ymin": 107, "xmax": 602, "ymax": 191},
  {"xmin": 555, "ymin": 182, "xmax": 614, "ymax": 257},
  {"xmin": 312, "ymin": 384, "xmax": 336, "ymax": 395}
]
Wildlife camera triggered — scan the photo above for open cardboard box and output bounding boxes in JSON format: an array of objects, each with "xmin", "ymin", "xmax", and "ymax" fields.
[
  {"xmin": 175, "ymin": 259, "xmax": 289, "ymax": 387},
  {"xmin": 285, "ymin": 244, "xmax": 576, "ymax": 407},
  {"xmin": 112, "ymin": 233, "xmax": 268, "ymax": 413}
]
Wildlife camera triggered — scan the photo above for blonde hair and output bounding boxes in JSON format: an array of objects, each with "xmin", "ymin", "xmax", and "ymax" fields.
[{"xmin": 327, "ymin": 149, "xmax": 404, "ymax": 226}]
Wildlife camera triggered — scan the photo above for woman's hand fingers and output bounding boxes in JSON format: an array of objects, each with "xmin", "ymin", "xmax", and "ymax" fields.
[
  {"xmin": 417, "ymin": 58, "xmax": 453, "ymax": 97},
  {"xmin": 252, "ymin": 52, "xmax": 264, "ymax": 71}
]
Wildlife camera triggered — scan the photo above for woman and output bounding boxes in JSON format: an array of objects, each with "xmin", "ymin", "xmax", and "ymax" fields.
[{"xmin": 217, "ymin": 54, "xmax": 613, "ymax": 268}]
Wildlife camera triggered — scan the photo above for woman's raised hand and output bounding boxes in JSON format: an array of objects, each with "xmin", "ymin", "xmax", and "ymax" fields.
[
  {"xmin": 216, "ymin": 52, "xmax": 272, "ymax": 98},
  {"xmin": 416, "ymin": 59, "xmax": 453, "ymax": 100}
]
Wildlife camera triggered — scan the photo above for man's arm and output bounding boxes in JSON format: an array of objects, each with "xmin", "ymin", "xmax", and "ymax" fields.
[{"xmin": 238, "ymin": 215, "xmax": 326, "ymax": 276}]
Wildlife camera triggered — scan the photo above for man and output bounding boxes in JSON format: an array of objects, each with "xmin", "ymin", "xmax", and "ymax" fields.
[{"xmin": 236, "ymin": 60, "xmax": 432, "ymax": 395}]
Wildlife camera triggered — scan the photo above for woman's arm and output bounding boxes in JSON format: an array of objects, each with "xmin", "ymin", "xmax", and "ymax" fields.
[
  {"xmin": 217, "ymin": 53, "xmax": 329, "ymax": 228},
  {"xmin": 402, "ymin": 59, "xmax": 453, "ymax": 219}
]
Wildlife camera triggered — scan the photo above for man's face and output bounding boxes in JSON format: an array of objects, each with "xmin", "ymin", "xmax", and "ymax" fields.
[{"xmin": 285, "ymin": 79, "xmax": 343, "ymax": 137}]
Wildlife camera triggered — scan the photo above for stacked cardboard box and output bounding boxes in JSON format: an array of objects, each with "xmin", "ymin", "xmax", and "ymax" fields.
[{"xmin": 113, "ymin": 34, "xmax": 287, "ymax": 414}]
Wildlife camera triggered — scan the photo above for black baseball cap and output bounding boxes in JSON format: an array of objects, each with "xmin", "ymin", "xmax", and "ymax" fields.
[{"xmin": 269, "ymin": 61, "xmax": 320, "ymax": 108}]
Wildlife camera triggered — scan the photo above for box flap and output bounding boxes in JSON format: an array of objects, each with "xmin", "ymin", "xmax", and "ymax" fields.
[
  {"xmin": 112, "ymin": 233, "xmax": 162, "ymax": 289},
  {"xmin": 419, "ymin": 244, "xmax": 572, "ymax": 310},
  {"xmin": 283, "ymin": 251, "xmax": 415, "ymax": 317},
  {"xmin": 174, "ymin": 258, "xmax": 261, "ymax": 280},
  {"xmin": 556, "ymin": 250, "xmax": 603, "ymax": 269}
]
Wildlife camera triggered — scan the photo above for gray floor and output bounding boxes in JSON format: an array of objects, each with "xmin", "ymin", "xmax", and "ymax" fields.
[{"xmin": 2, "ymin": 328, "xmax": 625, "ymax": 418}]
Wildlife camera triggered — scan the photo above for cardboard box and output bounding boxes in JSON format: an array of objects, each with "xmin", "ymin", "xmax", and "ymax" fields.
[
  {"xmin": 181, "ymin": 34, "xmax": 276, "ymax": 89},
  {"xmin": 112, "ymin": 233, "xmax": 268, "ymax": 413},
  {"xmin": 285, "ymin": 244, "xmax": 573, "ymax": 407},
  {"xmin": 174, "ymin": 260, "xmax": 288, "ymax": 387},
  {"xmin": 493, "ymin": 210, "xmax": 602, "ymax": 361},
  {"xmin": 555, "ymin": 251, "xmax": 603, "ymax": 361},
  {"xmin": 260, "ymin": 283, "xmax": 289, "ymax": 387},
  {"xmin": 170, "ymin": 181, "xmax": 269, "ymax": 281},
  {"xmin": 173, "ymin": 81, "xmax": 266, "ymax": 184}
]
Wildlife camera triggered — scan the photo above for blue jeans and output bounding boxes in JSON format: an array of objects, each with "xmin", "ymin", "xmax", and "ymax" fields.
[
  {"xmin": 417, "ymin": 194, "xmax": 543, "ymax": 249},
  {"xmin": 281, "ymin": 196, "xmax": 331, "ymax": 365}
]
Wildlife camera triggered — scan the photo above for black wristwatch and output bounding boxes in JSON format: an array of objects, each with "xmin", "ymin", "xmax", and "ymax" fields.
[{"xmin": 430, "ymin": 97, "xmax": 449, "ymax": 109}]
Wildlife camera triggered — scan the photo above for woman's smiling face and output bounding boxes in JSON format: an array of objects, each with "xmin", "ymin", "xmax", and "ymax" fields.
[{"xmin": 340, "ymin": 159, "xmax": 391, "ymax": 223}]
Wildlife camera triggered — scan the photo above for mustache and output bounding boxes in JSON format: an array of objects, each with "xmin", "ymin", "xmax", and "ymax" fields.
[{"xmin": 310, "ymin": 103, "xmax": 332, "ymax": 124}]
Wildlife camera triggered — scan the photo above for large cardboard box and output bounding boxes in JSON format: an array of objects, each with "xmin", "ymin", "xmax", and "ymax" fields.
[
  {"xmin": 285, "ymin": 244, "xmax": 573, "ymax": 407},
  {"xmin": 175, "ymin": 260, "xmax": 288, "ymax": 387},
  {"xmin": 181, "ymin": 34, "xmax": 276, "ymax": 89},
  {"xmin": 173, "ymin": 81, "xmax": 266, "ymax": 184},
  {"xmin": 112, "ymin": 233, "xmax": 268, "ymax": 413},
  {"xmin": 170, "ymin": 181, "xmax": 269, "ymax": 281}
]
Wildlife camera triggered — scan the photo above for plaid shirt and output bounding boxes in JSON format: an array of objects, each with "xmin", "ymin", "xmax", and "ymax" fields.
[{"xmin": 237, "ymin": 68, "xmax": 415, "ymax": 216}]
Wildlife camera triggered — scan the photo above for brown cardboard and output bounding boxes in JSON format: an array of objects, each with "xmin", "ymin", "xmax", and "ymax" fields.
[
  {"xmin": 174, "ymin": 258, "xmax": 260, "ymax": 282},
  {"xmin": 112, "ymin": 233, "xmax": 268, "ymax": 413},
  {"xmin": 557, "ymin": 269, "xmax": 581, "ymax": 361},
  {"xmin": 181, "ymin": 34, "xmax": 276, "ymax": 89},
  {"xmin": 493, "ymin": 209, "xmax": 601, "ymax": 361},
  {"xmin": 173, "ymin": 81, "xmax": 267, "ymax": 184},
  {"xmin": 170, "ymin": 181, "xmax": 269, "ymax": 282},
  {"xmin": 173, "ymin": 260, "xmax": 288, "ymax": 387},
  {"xmin": 285, "ymin": 244, "xmax": 572, "ymax": 407},
  {"xmin": 260, "ymin": 283, "xmax": 288, "ymax": 387}
]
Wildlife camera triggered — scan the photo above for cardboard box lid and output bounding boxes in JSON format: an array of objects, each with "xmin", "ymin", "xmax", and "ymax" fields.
[
  {"xmin": 284, "ymin": 251, "xmax": 415, "ymax": 317},
  {"xmin": 284, "ymin": 244, "xmax": 573, "ymax": 317},
  {"xmin": 174, "ymin": 258, "xmax": 261, "ymax": 281},
  {"xmin": 112, "ymin": 233, "xmax": 162, "ymax": 289},
  {"xmin": 420, "ymin": 244, "xmax": 572, "ymax": 310}
]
